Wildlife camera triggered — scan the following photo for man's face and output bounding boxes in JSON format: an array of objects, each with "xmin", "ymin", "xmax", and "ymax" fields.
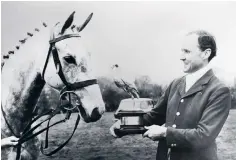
[{"xmin": 180, "ymin": 34, "xmax": 205, "ymax": 73}]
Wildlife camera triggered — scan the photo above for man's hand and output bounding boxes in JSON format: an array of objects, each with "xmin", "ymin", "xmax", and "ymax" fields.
[
  {"xmin": 1, "ymin": 136, "xmax": 19, "ymax": 148},
  {"xmin": 109, "ymin": 119, "xmax": 121, "ymax": 138},
  {"xmin": 143, "ymin": 125, "xmax": 167, "ymax": 141}
]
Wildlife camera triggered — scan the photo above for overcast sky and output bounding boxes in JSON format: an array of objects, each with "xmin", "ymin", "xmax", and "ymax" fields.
[{"xmin": 1, "ymin": 1, "xmax": 236, "ymax": 86}]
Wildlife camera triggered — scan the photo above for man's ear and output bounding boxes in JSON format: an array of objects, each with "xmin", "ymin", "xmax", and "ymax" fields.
[{"xmin": 202, "ymin": 48, "xmax": 211, "ymax": 60}]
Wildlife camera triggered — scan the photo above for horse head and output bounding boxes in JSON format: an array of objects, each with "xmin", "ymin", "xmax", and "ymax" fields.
[
  {"xmin": 1, "ymin": 11, "xmax": 105, "ymax": 160},
  {"xmin": 42, "ymin": 12, "xmax": 105, "ymax": 122}
]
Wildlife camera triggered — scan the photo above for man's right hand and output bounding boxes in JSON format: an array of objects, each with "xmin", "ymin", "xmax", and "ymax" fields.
[{"xmin": 109, "ymin": 119, "xmax": 121, "ymax": 138}]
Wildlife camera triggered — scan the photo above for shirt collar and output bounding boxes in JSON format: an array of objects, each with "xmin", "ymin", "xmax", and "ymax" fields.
[{"xmin": 185, "ymin": 64, "xmax": 211, "ymax": 91}]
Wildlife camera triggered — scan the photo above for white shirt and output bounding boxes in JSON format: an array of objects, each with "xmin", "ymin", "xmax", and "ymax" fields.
[{"xmin": 185, "ymin": 65, "xmax": 211, "ymax": 92}]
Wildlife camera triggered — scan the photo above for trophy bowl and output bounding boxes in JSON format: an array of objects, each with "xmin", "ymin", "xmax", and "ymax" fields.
[{"xmin": 114, "ymin": 98, "xmax": 154, "ymax": 137}]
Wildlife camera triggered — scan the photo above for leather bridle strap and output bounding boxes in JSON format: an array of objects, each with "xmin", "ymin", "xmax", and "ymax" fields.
[
  {"xmin": 51, "ymin": 45, "xmax": 70, "ymax": 86},
  {"xmin": 15, "ymin": 103, "xmax": 73, "ymax": 143},
  {"xmin": 41, "ymin": 34, "xmax": 80, "ymax": 82},
  {"xmin": 40, "ymin": 113, "xmax": 80, "ymax": 156},
  {"xmin": 41, "ymin": 44, "xmax": 52, "ymax": 81},
  {"xmin": 59, "ymin": 79, "xmax": 98, "ymax": 94},
  {"xmin": 42, "ymin": 33, "xmax": 98, "ymax": 90},
  {"xmin": 49, "ymin": 34, "xmax": 80, "ymax": 44}
]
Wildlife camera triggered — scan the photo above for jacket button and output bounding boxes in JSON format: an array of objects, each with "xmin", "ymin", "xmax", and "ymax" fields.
[
  {"xmin": 171, "ymin": 144, "xmax": 177, "ymax": 147},
  {"xmin": 180, "ymin": 99, "xmax": 184, "ymax": 103},
  {"xmin": 172, "ymin": 124, "xmax": 176, "ymax": 128},
  {"xmin": 176, "ymin": 112, "xmax": 180, "ymax": 116}
]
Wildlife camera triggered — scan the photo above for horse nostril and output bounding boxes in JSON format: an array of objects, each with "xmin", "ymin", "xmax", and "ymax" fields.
[{"xmin": 91, "ymin": 107, "xmax": 101, "ymax": 122}]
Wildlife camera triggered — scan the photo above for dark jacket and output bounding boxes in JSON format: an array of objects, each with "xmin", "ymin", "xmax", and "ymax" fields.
[{"xmin": 143, "ymin": 69, "xmax": 231, "ymax": 160}]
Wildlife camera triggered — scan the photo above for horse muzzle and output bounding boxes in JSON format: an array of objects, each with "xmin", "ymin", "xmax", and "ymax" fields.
[{"xmin": 77, "ymin": 104, "xmax": 104, "ymax": 123}]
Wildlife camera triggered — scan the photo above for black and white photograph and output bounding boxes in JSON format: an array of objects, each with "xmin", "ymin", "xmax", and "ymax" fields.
[{"xmin": 1, "ymin": 1, "xmax": 236, "ymax": 160}]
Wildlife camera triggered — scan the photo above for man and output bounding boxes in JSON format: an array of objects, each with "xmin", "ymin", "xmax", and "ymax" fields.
[{"xmin": 110, "ymin": 30, "xmax": 231, "ymax": 160}]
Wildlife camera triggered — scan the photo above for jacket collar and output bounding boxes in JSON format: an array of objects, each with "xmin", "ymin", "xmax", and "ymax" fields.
[{"xmin": 178, "ymin": 69, "xmax": 214, "ymax": 98}]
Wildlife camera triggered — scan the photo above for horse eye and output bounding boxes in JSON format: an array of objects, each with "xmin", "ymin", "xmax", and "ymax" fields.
[{"xmin": 63, "ymin": 56, "xmax": 76, "ymax": 64}]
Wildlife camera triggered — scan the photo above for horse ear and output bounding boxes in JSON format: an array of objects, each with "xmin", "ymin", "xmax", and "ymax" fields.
[
  {"xmin": 61, "ymin": 11, "xmax": 75, "ymax": 34},
  {"xmin": 76, "ymin": 13, "xmax": 93, "ymax": 32}
]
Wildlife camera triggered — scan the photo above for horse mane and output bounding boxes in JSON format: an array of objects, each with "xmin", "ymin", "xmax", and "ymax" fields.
[
  {"xmin": 1, "ymin": 21, "xmax": 82, "ymax": 69},
  {"xmin": 1, "ymin": 23, "xmax": 48, "ymax": 69}
]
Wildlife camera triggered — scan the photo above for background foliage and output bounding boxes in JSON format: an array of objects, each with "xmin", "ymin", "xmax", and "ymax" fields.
[{"xmin": 36, "ymin": 75, "xmax": 236, "ymax": 114}]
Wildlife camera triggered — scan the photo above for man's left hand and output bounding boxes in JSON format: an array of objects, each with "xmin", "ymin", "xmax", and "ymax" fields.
[{"xmin": 143, "ymin": 125, "xmax": 167, "ymax": 141}]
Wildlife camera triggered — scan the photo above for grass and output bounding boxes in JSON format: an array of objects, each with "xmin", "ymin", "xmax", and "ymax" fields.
[{"xmin": 38, "ymin": 110, "xmax": 236, "ymax": 160}]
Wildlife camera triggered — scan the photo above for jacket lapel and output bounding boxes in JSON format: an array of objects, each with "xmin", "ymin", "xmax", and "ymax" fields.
[
  {"xmin": 181, "ymin": 69, "xmax": 214, "ymax": 98},
  {"xmin": 178, "ymin": 77, "xmax": 186, "ymax": 98}
]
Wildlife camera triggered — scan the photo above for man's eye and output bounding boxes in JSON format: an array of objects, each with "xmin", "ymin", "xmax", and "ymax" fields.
[
  {"xmin": 185, "ymin": 50, "xmax": 190, "ymax": 53},
  {"xmin": 64, "ymin": 56, "xmax": 76, "ymax": 64},
  {"xmin": 181, "ymin": 49, "xmax": 190, "ymax": 54}
]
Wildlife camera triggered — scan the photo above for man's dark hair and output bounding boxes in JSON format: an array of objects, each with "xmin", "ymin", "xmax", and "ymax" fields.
[{"xmin": 187, "ymin": 30, "xmax": 217, "ymax": 62}]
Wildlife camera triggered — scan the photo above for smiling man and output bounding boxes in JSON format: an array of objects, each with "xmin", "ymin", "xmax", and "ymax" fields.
[{"xmin": 110, "ymin": 30, "xmax": 232, "ymax": 160}]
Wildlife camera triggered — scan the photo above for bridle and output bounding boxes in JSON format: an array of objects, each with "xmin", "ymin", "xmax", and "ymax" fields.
[
  {"xmin": 1, "ymin": 32, "xmax": 99, "ymax": 160},
  {"xmin": 39, "ymin": 32, "xmax": 99, "ymax": 154},
  {"xmin": 42, "ymin": 33, "xmax": 98, "ymax": 91},
  {"xmin": 41, "ymin": 32, "xmax": 98, "ymax": 129}
]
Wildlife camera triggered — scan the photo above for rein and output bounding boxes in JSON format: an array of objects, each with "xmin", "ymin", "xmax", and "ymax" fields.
[{"xmin": 2, "ymin": 33, "xmax": 98, "ymax": 160}]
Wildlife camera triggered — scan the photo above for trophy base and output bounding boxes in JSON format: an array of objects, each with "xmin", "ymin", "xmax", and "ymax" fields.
[{"xmin": 114, "ymin": 126, "xmax": 147, "ymax": 137}]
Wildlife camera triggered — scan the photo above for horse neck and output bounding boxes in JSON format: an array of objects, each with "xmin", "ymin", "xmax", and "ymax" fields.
[{"xmin": 1, "ymin": 27, "xmax": 50, "ymax": 136}]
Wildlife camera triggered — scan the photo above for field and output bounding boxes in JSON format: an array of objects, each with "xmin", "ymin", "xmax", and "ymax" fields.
[{"xmin": 38, "ymin": 110, "xmax": 236, "ymax": 160}]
